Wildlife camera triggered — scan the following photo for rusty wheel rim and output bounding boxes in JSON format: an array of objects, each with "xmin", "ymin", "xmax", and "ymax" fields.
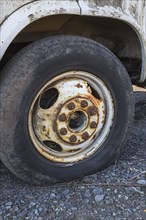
[{"xmin": 28, "ymin": 71, "xmax": 114, "ymax": 163}]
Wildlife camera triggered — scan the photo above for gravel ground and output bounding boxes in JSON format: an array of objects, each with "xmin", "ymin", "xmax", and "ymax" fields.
[{"xmin": 0, "ymin": 85, "xmax": 146, "ymax": 220}]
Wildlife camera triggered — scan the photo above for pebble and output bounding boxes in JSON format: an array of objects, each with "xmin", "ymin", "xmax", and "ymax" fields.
[
  {"xmin": 84, "ymin": 198, "xmax": 90, "ymax": 204},
  {"xmin": 113, "ymin": 212, "xmax": 116, "ymax": 216},
  {"xmin": 5, "ymin": 201, "xmax": 12, "ymax": 206},
  {"xmin": 84, "ymin": 190, "xmax": 91, "ymax": 198},
  {"xmin": 14, "ymin": 207, "xmax": 19, "ymax": 212},
  {"xmin": 29, "ymin": 211, "xmax": 35, "ymax": 218},
  {"xmin": 38, "ymin": 207, "xmax": 43, "ymax": 213},
  {"xmin": 137, "ymin": 179, "xmax": 146, "ymax": 185},
  {"xmin": 50, "ymin": 193, "xmax": 56, "ymax": 199},
  {"xmin": 34, "ymin": 209, "xmax": 39, "ymax": 215},
  {"xmin": 114, "ymin": 189, "xmax": 118, "ymax": 193},
  {"xmin": 65, "ymin": 194, "xmax": 70, "ymax": 200},
  {"xmin": 118, "ymin": 194, "xmax": 122, "ymax": 198},
  {"xmin": 92, "ymin": 187, "xmax": 103, "ymax": 195},
  {"xmin": 94, "ymin": 194, "xmax": 105, "ymax": 202},
  {"xmin": 63, "ymin": 189, "xmax": 70, "ymax": 195},
  {"xmin": 29, "ymin": 202, "xmax": 36, "ymax": 207}
]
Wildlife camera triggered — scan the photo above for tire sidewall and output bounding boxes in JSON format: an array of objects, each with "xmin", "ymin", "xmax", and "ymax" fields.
[{"xmin": 0, "ymin": 36, "xmax": 133, "ymax": 183}]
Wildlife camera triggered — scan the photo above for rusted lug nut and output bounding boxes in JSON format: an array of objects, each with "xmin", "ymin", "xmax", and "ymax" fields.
[
  {"xmin": 59, "ymin": 113, "xmax": 67, "ymax": 122},
  {"xmin": 81, "ymin": 100, "xmax": 88, "ymax": 108},
  {"xmin": 82, "ymin": 132, "xmax": 89, "ymax": 140},
  {"xmin": 90, "ymin": 121, "xmax": 97, "ymax": 129},
  {"xmin": 60, "ymin": 127, "xmax": 67, "ymax": 135},
  {"xmin": 67, "ymin": 102, "xmax": 75, "ymax": 110},
  {"xmin": 87, "ymin": 106, "xmax": 98, "ymax": 116},
  {"xmin": 69, "ymin": 135, "xmax": 77, "ymax": 143},
  {"xmin": 42, "ymin": 125, "xmax": 46, "ymax": 132}
]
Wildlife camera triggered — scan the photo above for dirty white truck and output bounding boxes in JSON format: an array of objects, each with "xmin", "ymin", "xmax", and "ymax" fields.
[{"xmin": 0, "ymin": 0, "xmax": 146, "ymax": 185}]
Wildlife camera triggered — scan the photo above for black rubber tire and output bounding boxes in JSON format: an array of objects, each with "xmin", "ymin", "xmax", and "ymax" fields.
[{"xmin": 0, "ymin": 36, "xmax": 134, "ymax": 185}]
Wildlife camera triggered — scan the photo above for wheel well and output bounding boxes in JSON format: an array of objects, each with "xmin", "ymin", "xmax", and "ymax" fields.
[{"xmin": 0, "ymin": 14, "xmax": 142, "ymax": 81}]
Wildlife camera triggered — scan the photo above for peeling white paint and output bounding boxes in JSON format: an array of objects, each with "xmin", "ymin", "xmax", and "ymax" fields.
[
  {"xmin": 0, "ymin": 0, "xmax": 146, "ymax": 81},
  {"xmin": 78, "ymin": 0, "xmax": 146, "ymax": 82},
  {"xmin": 0, "ymin": 0, "xmax": 80, "ymax": 58},
  {"xmin": 0, "ymin": 0, "xmax": 34, "ymax": 24}
]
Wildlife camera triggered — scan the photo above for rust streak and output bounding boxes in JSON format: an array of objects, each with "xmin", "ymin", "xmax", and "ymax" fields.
[{"xmin": 76, "ymin": 83, "xmax": 83, "ymax": 88}]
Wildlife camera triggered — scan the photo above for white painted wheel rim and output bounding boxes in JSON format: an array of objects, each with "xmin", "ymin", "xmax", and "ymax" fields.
[{"xmin": 28, "ymin": 71, "xmax": 114, "ymax": 163}]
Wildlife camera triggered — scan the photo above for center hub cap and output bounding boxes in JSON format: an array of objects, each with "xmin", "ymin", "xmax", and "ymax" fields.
[{"xmin": 56, "ymin": 97, "xmax": 99, "ymax": 144}]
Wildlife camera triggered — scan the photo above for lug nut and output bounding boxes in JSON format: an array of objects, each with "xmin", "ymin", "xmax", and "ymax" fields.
[
  {"xmin": 59, "ymin": 113, "xmax": 67, "ymax": 122},
  {"xmin": 69, "ymin": 135, "xmax": 77, "ymax": 143},
  {"xmin": 60, "ymin": 127, "xmax": 67, "ymax": 135},
  {"xmin": 81, "ymin": 100, "xmax": 88, "ymax": 108},
  {"xmin": 90, "ymin": 121, "xmax": 97, "ymax": 129},
  {"xmin": 67, "ymin": 102, "xmax": 75, "ymax": 110},
  {"xmin": 87, "ymin": 106, "xmax": 98, "ymax": 116},
  {"xmin": 82, "ymin": 132, "xmax": 89, "ymax": 140}
]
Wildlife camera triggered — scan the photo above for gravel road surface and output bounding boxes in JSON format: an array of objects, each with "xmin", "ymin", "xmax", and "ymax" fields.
[{"xmin": 0, "ymin": 85, "xmax": 146, "ymax": 220}]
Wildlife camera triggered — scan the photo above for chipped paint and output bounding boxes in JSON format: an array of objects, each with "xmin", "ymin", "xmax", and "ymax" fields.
[
  {"xmin": 78, "ymin": 0, "xmax": 146, "ymax": 81},
  {"xmin": 0, "ymin": 0, "xmax": 146, "ymax": 81},
  {"xmin": 0, "ymin": 0, "xmax": 80, "ymax": 59},
  {"xmin": 0, "ymin": 0, "xmax": 35, "ymax": 24},
  {"xmin": 28, "ymin": 71, "xmax": 114, "ymax": 163}
]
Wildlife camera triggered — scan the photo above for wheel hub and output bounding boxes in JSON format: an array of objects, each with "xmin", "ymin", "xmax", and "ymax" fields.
[
  {"xmin": 56, "ymin": 97, "xmax": 98, "ymax": 144},
  {"xmin": 28, "ymin": 71, "xmax": 114, "ymax": 163}
]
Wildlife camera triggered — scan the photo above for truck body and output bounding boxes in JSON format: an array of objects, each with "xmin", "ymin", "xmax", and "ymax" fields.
[{"xmin": 0, "ymin": 0, "xmax": 146, "ymax": 82}]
